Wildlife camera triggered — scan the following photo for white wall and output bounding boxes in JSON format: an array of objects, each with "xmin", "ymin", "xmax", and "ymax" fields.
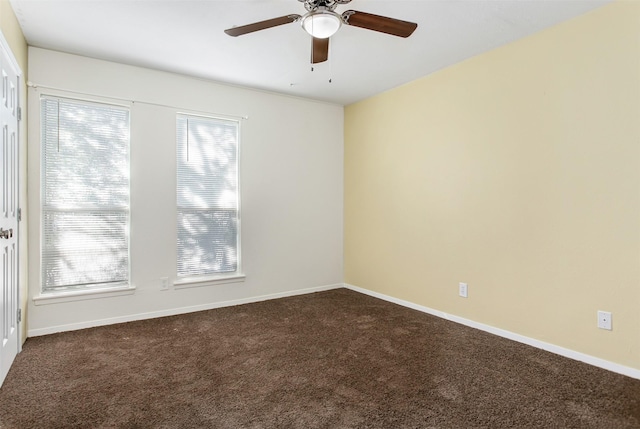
[{"xmin": 27, "ymin": 48, "xmax": 344, "ymax": 335}]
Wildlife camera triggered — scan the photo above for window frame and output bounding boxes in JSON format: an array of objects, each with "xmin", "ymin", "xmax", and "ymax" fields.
[
  {"xmin": 174, "ymin": 112, "xmax": 242, "ymax": 285},
  {"xmin": 38, "ymin": 92, "xmax": 132, "ymax": 296}
]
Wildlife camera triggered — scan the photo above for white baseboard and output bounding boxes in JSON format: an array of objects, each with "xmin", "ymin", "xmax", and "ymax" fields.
[
  {"xmin": 27, "ymin": 283, "xmax": 343, "ymax": 337},
  {"xmin": 344, "ymin": 283, "xmax": 640, "ymax": 380}
]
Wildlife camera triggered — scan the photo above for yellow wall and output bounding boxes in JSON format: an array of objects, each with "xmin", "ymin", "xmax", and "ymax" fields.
[
  {"xmin": 0, "ymin": 0, "xmax": 28, "ymax": 342},
  {"xmin": 0, "ymin": 0, "xmax": 26, "ymax": 68},
  {"xmin": 345, "ymin": 1, "xmax": 640, "ymax": 370}
]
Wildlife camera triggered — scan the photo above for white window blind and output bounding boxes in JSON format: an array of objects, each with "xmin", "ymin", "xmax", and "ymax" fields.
[
  {"xmin": 176, "ymin": 114, "xmax": 239, "ymax": 277},
  {"xmin": 41, "ymin": 96, "xmax": 130, "ymax": 292}
]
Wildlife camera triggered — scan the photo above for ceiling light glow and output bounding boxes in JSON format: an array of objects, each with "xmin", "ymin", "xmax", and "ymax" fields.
[{"xmin": 301, "ymin": 10, "xmax": 342, "ymax": 39}]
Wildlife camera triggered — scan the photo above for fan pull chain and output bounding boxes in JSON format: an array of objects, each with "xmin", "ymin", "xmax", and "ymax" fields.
[{"xmin": 309, "ymin": 63, "xmax": 332, "ymax": 82}]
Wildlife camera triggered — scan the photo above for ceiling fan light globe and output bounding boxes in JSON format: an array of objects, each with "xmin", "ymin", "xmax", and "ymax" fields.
[{"xmin": 302, "ymin": 11, "xmax": 342, "ymax": 39}]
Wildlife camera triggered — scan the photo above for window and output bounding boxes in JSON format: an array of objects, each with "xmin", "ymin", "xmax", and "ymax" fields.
[
  {"xmin": 176, "ymin": 114, "xmax": 239, "ymax": 277},
  {"xmin": 41, "ymin": 96, "xmax": 130, "ymax": 293}
]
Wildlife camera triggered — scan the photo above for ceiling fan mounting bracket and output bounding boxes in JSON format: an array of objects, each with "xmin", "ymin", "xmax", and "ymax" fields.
[{"xmin": 298, "ymin": 0, "xmax": 352, "ymax": 13}]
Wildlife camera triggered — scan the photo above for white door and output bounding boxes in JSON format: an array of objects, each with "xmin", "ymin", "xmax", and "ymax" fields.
[{"xmin": 0, "ymin": 40, "xmax": 19, "ymax": 388}]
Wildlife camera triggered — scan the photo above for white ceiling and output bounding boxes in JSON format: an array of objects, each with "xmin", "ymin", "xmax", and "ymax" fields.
[{"xmin": 10, "ymin": 0, "xmax": 611, "ymax": 105}]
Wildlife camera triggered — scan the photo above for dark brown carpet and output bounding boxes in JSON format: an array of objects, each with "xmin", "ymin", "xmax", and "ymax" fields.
[{"xmin": 0, "ymin": 288, "xmax": 639, "ymax": 428}]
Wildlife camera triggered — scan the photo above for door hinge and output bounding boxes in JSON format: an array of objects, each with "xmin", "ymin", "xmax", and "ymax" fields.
[
  {"xmin": 17, "ymin": 308, "xmax": 21, "ymax": 323},
  {"xmin": 17, "ymin": 208, "xmax": 21, "ymax": 222},
  {"xmin": 17, "ymin": 107, "xmax": 21, "ymax": 121}
]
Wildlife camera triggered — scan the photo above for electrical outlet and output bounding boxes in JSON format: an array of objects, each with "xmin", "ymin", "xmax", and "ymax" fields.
[
  {"xmin": 160, "ymin": 277, "xmax": 169, "ymax": 291},
  {"xmin": 459, "ymin": 282, "xmax": 468, "ymax": 298},
  {"xmin": 597, "ymin": 311, "xmax": 612, "ymax": 330}
]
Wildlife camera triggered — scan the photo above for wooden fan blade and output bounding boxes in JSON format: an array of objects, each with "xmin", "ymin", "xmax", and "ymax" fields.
[
  {"xmin": 311, "ymin": 37, "xmax": 329, "ymax": 64},
  {"xmin": 225, "ymin": 14, "xmax": 301, "ymax": 37},
  {"xmin": 342, "ymin": 10, "xmax": 417, "ymax": 38}
]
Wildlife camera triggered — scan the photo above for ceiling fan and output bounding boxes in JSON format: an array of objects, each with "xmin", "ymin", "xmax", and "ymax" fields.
[{"xmin": 224, "ymin": 0, "xmax": 418, "ymax": 64}]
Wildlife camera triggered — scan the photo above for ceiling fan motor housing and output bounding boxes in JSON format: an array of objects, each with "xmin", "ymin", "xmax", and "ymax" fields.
[{"xmin": 299, "ymin": 0, "xmax": 352, "ymax": 13}]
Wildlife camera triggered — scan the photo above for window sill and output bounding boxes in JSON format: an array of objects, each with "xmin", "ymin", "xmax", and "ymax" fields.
[
  {"xmin": 33, "ymin": 285, "xmax": 136, "ymax": 306},
  {"xmin": 173, "ymin": 274, "xmax": 246, "ymax": 290}
]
